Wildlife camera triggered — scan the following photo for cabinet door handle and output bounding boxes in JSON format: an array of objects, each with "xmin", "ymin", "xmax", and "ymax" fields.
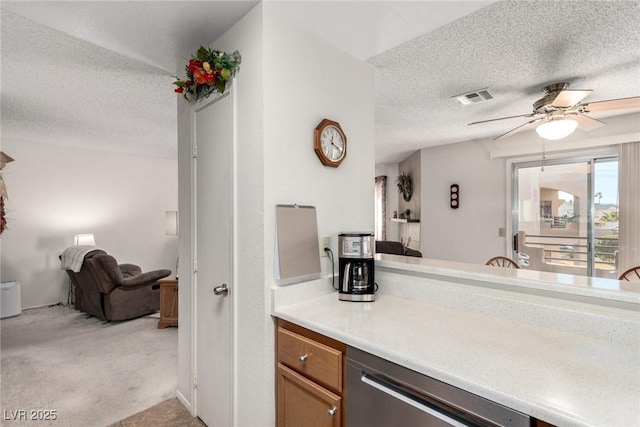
[
  {"xmin": 298, "ymin": 354, "xmax": 309, "ymax": 362},
  {"xmin": 327, "ymin": 406, "xmax": 338, "ymax": 416}
]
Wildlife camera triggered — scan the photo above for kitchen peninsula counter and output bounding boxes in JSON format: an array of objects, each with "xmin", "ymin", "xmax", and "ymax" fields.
[{"xmin": 272, "ymin": 255, "xmax": 640, "ymax": 426}]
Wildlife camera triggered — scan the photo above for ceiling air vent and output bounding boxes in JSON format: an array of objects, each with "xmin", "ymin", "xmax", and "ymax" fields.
[{"xmin": 453, "ymin": 88, "xmax": 494, "ymax": 105}]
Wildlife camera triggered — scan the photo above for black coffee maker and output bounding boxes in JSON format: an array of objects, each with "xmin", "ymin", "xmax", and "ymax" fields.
[{"xmin": 338, "ymin": 232, "xmax": 375, "ymax": 302}]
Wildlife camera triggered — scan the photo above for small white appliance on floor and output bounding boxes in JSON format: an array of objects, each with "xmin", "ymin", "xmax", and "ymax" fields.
[{"xmin": 1, "ymin": 281, "xmax": 22, "ymax": 318}]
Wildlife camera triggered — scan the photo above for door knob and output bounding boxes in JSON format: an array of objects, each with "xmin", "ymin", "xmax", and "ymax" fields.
[{"xmin": 213, "ymin": 283, "xmax": 229, "ymax": 296}]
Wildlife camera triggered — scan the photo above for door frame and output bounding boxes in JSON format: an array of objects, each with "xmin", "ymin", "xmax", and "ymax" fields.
[
  {"xmin": 505, "ymin": 146, "xmax": 617, "ymax": 274},
  {"xmin": 189, "ymin": 82, "xmax": 238, "ymax": 424}
]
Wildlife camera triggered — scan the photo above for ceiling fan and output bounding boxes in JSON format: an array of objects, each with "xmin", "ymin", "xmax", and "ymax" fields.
[{"xmin": 468, "ymin": 82, "xmax": 640, "ymax": 141}]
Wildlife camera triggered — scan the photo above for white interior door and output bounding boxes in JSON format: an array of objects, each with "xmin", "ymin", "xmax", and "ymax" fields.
[{"xmin": 194, "ymin": 92, "xmax": 234, "ymax": 426}]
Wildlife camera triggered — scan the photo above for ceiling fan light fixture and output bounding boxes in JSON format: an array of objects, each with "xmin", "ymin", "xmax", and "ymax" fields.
[{"xmin": 535, "ymin": 118, "xmax": 578, "ymax": 140}]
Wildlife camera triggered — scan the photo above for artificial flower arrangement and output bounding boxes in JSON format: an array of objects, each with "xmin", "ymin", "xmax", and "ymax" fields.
[{"xmin": 173, "ymin": 46, "xmax": 241, "ymax": 103}]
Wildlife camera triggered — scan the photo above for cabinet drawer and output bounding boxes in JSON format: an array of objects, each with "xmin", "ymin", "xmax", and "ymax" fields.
[
  {"xmin": 277, "ymin": 363, "xmax": 341, "ymax": 427},
  {"xmin": 278, "ymin": 327, "xmax": 343, "ymax": 392}
]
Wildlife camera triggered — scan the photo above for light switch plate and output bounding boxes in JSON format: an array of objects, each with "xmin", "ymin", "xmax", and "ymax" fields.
[{"xmin": 319, "ymin": 235, "xmax": 330, "ymax": 257}]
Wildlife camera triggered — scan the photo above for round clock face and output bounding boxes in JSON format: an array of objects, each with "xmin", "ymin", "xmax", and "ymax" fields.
[
  {"xmin": 314, "ymin": 119, "xmax": 347, "ymax": 167},
  {"xmin": 320, "ymin": 126, "xmax": 345, "ymax": 161}
]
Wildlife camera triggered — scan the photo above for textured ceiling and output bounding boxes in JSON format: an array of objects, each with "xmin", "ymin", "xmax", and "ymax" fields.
[
  {"xmin": 370, "ymin": 0, "xmax": 640, "ymax": 162},
  {"xmin": 271, "ymin": 1, "xmax": 491, "ymax": 61},
  {"xmin": 0, "ymin": 1, "xmax": 258, "ymax": 160},
  {"xmin": 1, "ymin": 9, "xmax": 178, "ymax": 159},
  {"xmin": 1, "ymin": 1, "xmax": 259, "ymax": 74},
  {"xmin": 1, "ymin": 1, "xmax": 639, "ymax": 163}
]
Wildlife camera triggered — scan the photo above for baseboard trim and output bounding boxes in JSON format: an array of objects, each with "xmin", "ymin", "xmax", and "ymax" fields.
[
  {"xmin": 22, "ymin": 301, "xmax": 67, "ymax": 311},
  {"xmin": 176, "ymin": 390, "xmax": 193, "ymax": 416}
]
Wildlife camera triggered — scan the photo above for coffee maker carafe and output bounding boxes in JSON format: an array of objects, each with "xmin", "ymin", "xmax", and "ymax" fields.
[{"xmin": 338, "ymin": 232, "xmax": 375, "ymax": 302}]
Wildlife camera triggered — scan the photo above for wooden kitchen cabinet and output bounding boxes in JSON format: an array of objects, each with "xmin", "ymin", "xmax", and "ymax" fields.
[
  {"xmin": 276, "ymin": 319, "xmax": 346, "ymax": 427},
  {"xmin": 157, "ymin": 277, "xmax": 178, "ymax": 329},
  {"xmin": 277, "ymin": 364, "xmax": 341, "ymax": 427}
]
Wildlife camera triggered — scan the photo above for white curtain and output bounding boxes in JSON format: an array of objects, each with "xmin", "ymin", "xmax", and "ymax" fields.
[
  {"xmin": 618, "ymin": 141, "xmax": 640, "ymax": 273},
  {"xmin": 374, "ymin": 176, "xmax": 387, "ymax": 241}
]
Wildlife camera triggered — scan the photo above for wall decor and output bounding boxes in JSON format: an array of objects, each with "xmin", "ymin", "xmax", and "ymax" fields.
[
  {"xmin": 0, "ymin": 151, "xmax": 14, "ymax": 236},
  {"xmin": 314, "ymin": 119, "xmax": 347, "ymax": 167},
  {"xmin": 450, "ymin": 184, "xmax": 459, "ymax": 209},
  {"xmin": 397, "ymin": 173, "xmax": 413, "ymax": 202},
  {"xmin": 0, "ymin": 195, "xmax": 5, "ymax": 235},
  {"xmin": 275, "ymin": 204, "xmax": 321, "ymax": 284},
  {"xmin": 172, "ymin": 46, "xmax": 241, "ymax": 103}
]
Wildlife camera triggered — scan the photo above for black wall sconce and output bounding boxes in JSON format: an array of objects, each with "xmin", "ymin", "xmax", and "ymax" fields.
[{"xmin": 450, "ymin": 184, "xmax": 459, "ymax": 209}]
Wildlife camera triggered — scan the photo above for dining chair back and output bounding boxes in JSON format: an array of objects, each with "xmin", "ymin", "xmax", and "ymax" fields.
[
  {"xmin": 618, "ymin": 266, "xmax": 640, "ymax": 281},
  {"xmin": 485, "ymin": 256, "xmax": 520, "ymax": 269}
]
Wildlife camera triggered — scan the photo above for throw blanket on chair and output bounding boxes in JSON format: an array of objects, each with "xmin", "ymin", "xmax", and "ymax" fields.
[{"xmin": 60, "ymin": 246, "xmax": 103, "ymax": 272}]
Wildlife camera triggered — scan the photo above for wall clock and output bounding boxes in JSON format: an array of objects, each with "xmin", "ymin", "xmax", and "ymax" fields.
[{"xmin": 314, "ymin": 119, "xmax": 347, "ymax": 167}]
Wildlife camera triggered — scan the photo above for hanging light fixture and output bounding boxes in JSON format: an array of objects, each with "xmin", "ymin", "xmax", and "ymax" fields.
[{"xmin": 536, "ymin": 117, "xmax": 578, "ymax": 140}]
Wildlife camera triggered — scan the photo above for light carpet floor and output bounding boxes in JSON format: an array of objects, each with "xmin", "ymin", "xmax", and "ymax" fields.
[{"xmin": 1, "ymin": 304, "xmax": 178, "ymax": 427}]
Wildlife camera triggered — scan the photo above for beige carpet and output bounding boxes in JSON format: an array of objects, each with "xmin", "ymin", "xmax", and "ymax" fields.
[{"xmin": 0, "ymin": 304, "xmax": 178, "ymax": 427}]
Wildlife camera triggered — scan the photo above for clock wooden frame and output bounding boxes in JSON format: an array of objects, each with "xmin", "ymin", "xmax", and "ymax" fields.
[{"xmin": 314, "ymin": 119, "xmax": 347, "ymax": 168}]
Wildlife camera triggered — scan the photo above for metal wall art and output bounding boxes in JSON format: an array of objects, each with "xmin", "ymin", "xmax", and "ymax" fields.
[
  {"xmin": 396, "ymin": 173, "xmax": 413, "ymax": 202},
  {"xmin": 450, "ymin": 184, "xmax": 459, "ymax": 209}
]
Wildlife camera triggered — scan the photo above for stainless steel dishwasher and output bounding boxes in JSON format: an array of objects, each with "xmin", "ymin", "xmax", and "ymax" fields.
[{"xmin": 347, "ymin": 347, "xmax": 530, "ymax": 427}]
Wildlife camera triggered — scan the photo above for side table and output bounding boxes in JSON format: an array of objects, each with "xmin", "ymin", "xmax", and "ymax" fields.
[{"xmin": 158, "ymin": 277, "xmax": 178, "ymax": 329}]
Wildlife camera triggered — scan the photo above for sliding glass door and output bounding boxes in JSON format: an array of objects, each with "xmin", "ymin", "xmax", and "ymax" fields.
[{"xmin": 513, "ymin": 156, "xmax": 618, "ymax": 278}]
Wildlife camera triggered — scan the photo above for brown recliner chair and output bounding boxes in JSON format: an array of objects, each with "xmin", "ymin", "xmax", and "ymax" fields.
[{"xmin": 64, "ymin": 250, "xmax": 170, "ymax": 321}]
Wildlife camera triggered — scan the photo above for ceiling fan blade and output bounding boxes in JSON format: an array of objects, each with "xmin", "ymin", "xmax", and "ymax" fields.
[
  {"xmin": 551, "ymin": 89, "xmax": 593, "ymax": 108},
  {"xmin": 570, "ymin": 113, "xmax": 606, "ymax": 131},
  {"xmin": 493, "ymin": 119, "xmax": 542, "ymax": 141},
  {"xmin": 581, "ymin": 96, "xmax": 640, "ymax": 113},
  {"xmin": 468, "ymin": 113, "xmax": 535, "ymax": 126}
]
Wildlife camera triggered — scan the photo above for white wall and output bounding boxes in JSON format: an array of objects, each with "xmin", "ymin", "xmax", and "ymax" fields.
[
  {"xmin": 420, "ymin": 139, "xmax": 506, "ymax": 264},
  {"xmin": 261, "ymin": 6, "xmax": 374, "ymax": 423},
  {"xmin": 175, "ymin": 2, "xmax": 266, "ymax": 419},
  {"xmin": 0, "ymin": 138, "xmax": 178, "ymax": 309},
  {"xmin": 210, "ymin": 5, "xmax": 267, "ymax": 425},
  {"xmin": 175, "ymin": 4, "xmax": 375, "ymax": 425},
  {"xmin": 263, "ymin": 5, "xmax": 375, "ymax": 283},
  {"xmin": 176, "ymin": 97, "xmax": 194, "ymax": 406},
  {"xmin": 418, "ymin": 113, "xmax": 640, "ymax": 266}
]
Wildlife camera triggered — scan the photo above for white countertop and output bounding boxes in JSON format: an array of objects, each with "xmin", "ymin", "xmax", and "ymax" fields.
[
  {"xmin": 272, "ymin": 260, "xmax": 640, "ymax": 427},
  {"xmin": 376, "ymin": 254, "xmax": 640, "ymax": 306}
]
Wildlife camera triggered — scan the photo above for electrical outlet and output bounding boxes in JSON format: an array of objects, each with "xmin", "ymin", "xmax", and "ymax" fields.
[{"xmin": 319, "ymin": 235, "xmax": 330, "ymax": 257}]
